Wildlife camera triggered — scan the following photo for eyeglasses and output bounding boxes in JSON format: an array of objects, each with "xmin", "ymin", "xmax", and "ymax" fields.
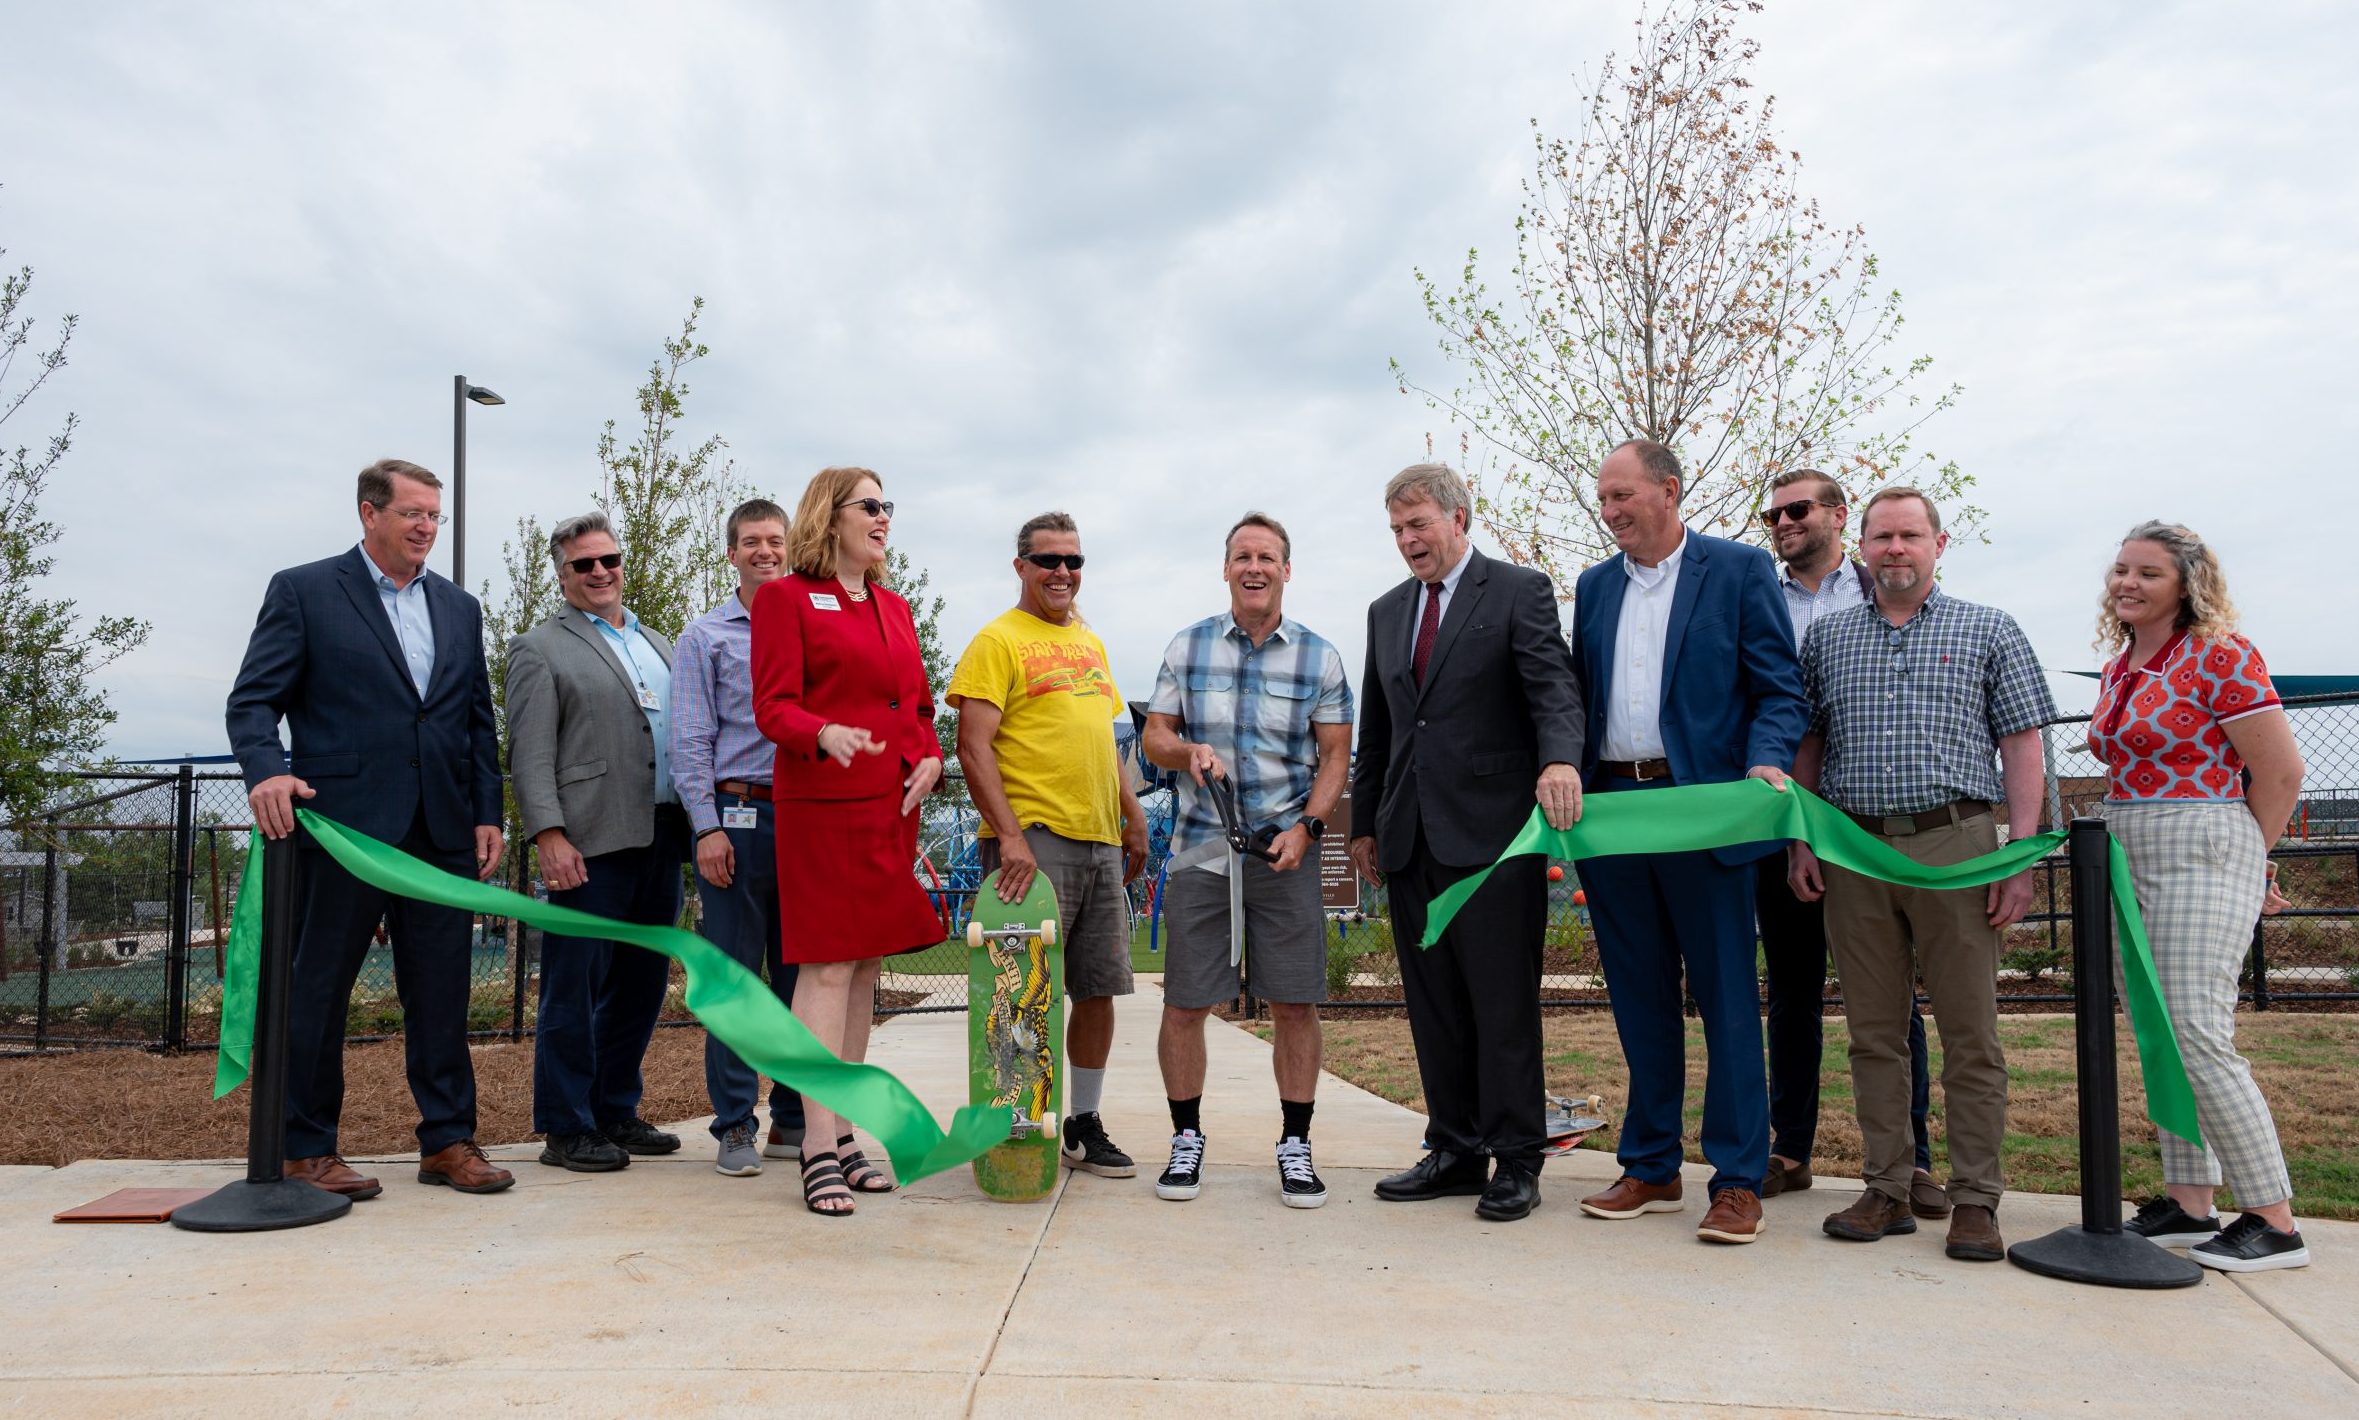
[
  {"xmin": 380, "ymin": 506, "xmax": 449, "ymax": 526},
  {"xmin": 1758, "ymin": 500, "xmax": 1836, "ymax": 526},
  {"xmin": 1023, "ymin": 552, "xmax": 1086, "ymax": 572},
  {"xmin": 564, "ymin": 552, "xmax": 624, "ymax": 575},
  {"xmin": 837, "ymin": 498, "xmax": 895, "ymax": 518}
]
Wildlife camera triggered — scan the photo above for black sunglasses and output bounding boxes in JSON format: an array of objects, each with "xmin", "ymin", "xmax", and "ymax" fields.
[
  {"xmin": 1023, "ymin": 552, "xmax": 1086, "ymax": 572},
  {"xmin": 564, "ymin": 552, "xmax": 624, "ymax": 574},
  {"xmin": 1758, "ymin": 500, "xmax": 1837, "ymax": 526},
  {"xmin": 837, "ymin": 498, "xmax": 895, "ymax": 518}
]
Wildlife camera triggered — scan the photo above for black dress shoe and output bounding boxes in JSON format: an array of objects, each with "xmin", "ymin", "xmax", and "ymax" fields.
[
  {"xmin": 600, "ymin": 1117, "xmax": 682, "ymax": 1156},
  {"xmin": 539, "ymin": 1131, "xmax": 630, "ymax": 1172},
  {"xmin": 1373, "ymin": 1149, "xmax": 1489, "ymax": 1201},
  {"xmin": 1477, "ymin": 1158, "xmax": 1542, "ymax": 1222}
]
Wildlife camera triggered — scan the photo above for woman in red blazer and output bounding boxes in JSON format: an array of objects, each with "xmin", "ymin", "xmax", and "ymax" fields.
[{"xmin": 752, "ymin": 465, "xmax": 945, "ymax": 1216}]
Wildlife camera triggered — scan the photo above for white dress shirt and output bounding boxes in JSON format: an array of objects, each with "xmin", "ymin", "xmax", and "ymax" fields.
[
  {"xmin": 1600, "ymin": 531, "xmax": 1687, "ymax": 761},
  {"xmin": 1406, "ymin": 544, "xmax": 1475, "ymax": 662}
]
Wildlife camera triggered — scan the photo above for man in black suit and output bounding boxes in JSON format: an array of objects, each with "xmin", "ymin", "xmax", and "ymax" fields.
[
  {"xmin": 1350, "ymin": 462, "xmax": 1584, "ymax": 1222},
  {"xmin": 226, "ymin": 458, "xmax": 514, "ymax": 1197}
]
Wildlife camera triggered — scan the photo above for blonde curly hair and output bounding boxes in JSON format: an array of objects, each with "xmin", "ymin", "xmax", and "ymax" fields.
[{"xmin": 2096, "ymin": 520, "xmax": 2240, "ymax": 655}]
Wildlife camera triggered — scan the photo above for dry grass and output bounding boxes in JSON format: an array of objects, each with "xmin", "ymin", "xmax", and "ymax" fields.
[
  {"xmin": 0, "ymin": 1027, "xmax": 732, "ymax": 1167},
  {"xmin": 1257, "ymin": 1011, "xmax": 2359, "ymax": 1220}
]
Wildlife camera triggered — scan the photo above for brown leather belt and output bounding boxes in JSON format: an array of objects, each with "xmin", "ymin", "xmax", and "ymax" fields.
[
  {"xmin": 715, "ymin": 779, "xmax": 772, "ymax": 802},
  {"xmin": 1597, "ymin": 758, "xmax": 1673, "ymax": 782},
  {"xmin": 1843, "ymin": 799, "xmax": 1992, "ymax": 837}
]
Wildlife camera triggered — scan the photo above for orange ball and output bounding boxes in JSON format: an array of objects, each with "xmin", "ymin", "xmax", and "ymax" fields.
[
  {"xmin": 1547, "ymin": 864, "xmax": 1565, "ymax": 883},
  {"xmin": 1571, "ymin": 889, "xmax": 1587, "ymax": 906}
]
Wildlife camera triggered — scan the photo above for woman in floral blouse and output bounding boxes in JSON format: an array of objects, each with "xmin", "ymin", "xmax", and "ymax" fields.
[{"xmin": 2089, "ymin": 520, "xmax": 2307, "ymax": 1272}]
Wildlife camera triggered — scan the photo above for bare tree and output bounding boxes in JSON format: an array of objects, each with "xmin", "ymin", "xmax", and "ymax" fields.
[{"xmin": 1394, "ymin": 0, "xmax": 1974, "ymax": 584}]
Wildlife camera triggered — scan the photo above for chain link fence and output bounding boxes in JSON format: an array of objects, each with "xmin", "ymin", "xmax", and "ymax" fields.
[{"xmin": 5, "ymin": 691, "xmax": 2353, "ymax": 1054}]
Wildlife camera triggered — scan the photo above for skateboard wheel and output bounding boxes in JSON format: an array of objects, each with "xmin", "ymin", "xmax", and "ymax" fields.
[
  {"xmin": 1042, "ymin": 1113, "xmax": 1059, "ymax": 1141},
  {"xmin": 965, "ymin": 919, "xmax": 983, "ymax": 949},
  {"xmin": 1039, "ymin": 917, "xmax": 1058, "ymax": 947}
]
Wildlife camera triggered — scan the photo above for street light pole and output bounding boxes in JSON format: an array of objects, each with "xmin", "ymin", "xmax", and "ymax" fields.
[{"xmin": 450, "ymin": 376, "xmax": 505, "ymax": 590}]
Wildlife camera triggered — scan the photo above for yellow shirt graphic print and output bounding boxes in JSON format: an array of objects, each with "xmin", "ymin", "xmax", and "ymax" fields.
[{"xmin": 947, "ymin": 609, "xmax": 1125, "ymax": 847}]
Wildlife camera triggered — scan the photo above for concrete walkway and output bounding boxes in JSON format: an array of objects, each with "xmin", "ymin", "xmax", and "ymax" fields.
[{"xmin": 2, "ymin": 983, "xmax": 2354, "ymax": 1417}]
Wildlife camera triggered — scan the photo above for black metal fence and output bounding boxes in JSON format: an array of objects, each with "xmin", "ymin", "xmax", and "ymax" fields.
[{"xmin": 4, "ymin": 691, "xmax": 2353, "ymax": 1053}]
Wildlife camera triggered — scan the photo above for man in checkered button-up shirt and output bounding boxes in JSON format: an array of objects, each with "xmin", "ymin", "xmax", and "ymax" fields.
[{"xmin": 1788, "ymin": 486, "xmax": 2054, "ymax": 1264}]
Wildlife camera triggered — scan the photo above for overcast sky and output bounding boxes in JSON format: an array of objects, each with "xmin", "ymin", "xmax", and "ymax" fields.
[{"xmin": 5, "ymin": 1, "xmax": 2353, "ymax": 764}]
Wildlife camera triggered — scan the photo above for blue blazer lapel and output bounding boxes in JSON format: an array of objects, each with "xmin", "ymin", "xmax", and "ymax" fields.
[
  {"xmin": 336, "ymin": 549, "xmax": 420, "ymax": 699},
  {"xmin": 1660, "ymin": 529, "xmax": 1709, "ymax": 709},
  {"xmin": 1584, "ymin": 557, "xmax": 1627, "ymax": 705},
  {"xmin": 421, "ymin": 574, "xmax": 464, "ymax": 703}
]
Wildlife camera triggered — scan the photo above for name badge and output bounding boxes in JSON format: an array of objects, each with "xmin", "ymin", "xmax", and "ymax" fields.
[
  {"xmin": 637, "ymin": 685, "xmax": 661, "ymax": 711},
  {"xmin": 721, "ymin": 804, "xmax": 758, "ymax": 831},
  {"xmin": 809, "ymin": 593, "xmax": 841, "ymax": 611}
]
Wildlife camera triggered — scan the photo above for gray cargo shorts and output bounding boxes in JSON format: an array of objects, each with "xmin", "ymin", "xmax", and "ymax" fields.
[
  {"xmin": 1160, "ymin": 854, "xmax": 1327, "ymax": 1010},
  {"xmin": 979, "ymin": 826, "xmax": 1135, "ymax": 1000}
]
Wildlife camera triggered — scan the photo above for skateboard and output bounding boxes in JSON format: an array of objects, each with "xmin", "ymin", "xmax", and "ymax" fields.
[
  {"xmin": 1542, "ymin": 1093, "xmax": 1609, "ymax": 1156},
  {"xmin": 965, "ymin": 868, "xmax": 1064, "ymax": 1203}
]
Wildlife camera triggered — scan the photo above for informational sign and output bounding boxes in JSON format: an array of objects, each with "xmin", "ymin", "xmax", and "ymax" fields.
[{"xmin": 1319, "ymin": 790, "xmax": 1360, "ymax": 911}]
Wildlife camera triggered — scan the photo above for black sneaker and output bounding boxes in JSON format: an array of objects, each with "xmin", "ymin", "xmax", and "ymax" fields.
[
  {"xmin": 1156, "ymin": 1130, "xmax": 1206, "ymax": 1200},
  {"xmin": 2192, "ymin": 1212, "xmax": 2310, "ymax": 1273},
  {"xmin": 538, "ymin": 1131, "xmax": 629, "ymax": 1172},
  {"xmin": 2125, "ymin": 1196, "xmax": 2221, "ymax": 1249},
  {"xmin": 1276, "ymin": 1135, "xmax": 1326, "ymax": 1210},
  {"xmin": 600, "ymin": 1116, "xmax": 682, "ymax": 1156},
  {"xmin": 1059, "ymin": 1111, "xmax": 1136, "ymax": 1178}
]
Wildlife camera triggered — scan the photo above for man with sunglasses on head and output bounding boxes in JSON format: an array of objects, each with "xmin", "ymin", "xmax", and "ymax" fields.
[
  {"xmin": 226, "ymin": 458, "xmax": 513, "ymax": 1199},
  {"xmin": 1754, "ymin": 471, "xmax": 1941, "ymax": 1219},
  {"xmin": 1787, "ymin": 485, "xmax": 2054, "ymax": 1263},
  {"xmin": 669, "ymin": 497, "xmax": 806, "ymax": 1178},
  {"xmin": 949, "ymin": 512, "xmax": 1152, "ymax": 1180},
  {"xmin": 507, "ymin": 512, "xmax": 690, "ymax": 1174}
]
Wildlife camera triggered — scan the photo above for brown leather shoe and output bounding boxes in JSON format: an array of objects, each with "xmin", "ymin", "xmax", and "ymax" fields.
[
  {"xmin": 1822, "ymin": 1188, "xmax": 1916, "ymax": 1240},
  {"xmin": 285, "ymin": 1154, "xmax": 382, "ymax": 1200},
  {"xmin": 418, "ymin": 1139, "xmax": 515, "ymax": 1194},
  {"xmin": 1911, "ymin": 1168, "xmax": 1953, "ymax": 1220},
  {"xmin": 1698, "ymin": 1188, "xmax": 1764, "ymax": 1244},
  {"xmin": 1579, "ymin": 1174, "xmax": 1685, "ymax": 1219},
  {"xmin": 1945, "ymin": 1203, "xmax": 2004, "ymax": 1262},
  {"xmin": 1761, "ymin": 1155, "xmax": 1813, "ymax": 1199}
]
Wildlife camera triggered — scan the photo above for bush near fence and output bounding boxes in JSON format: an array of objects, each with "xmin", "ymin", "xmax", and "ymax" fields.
[{"xmin": 4, "ymin": 691, "xmax": 2354, "ymax": 1054}]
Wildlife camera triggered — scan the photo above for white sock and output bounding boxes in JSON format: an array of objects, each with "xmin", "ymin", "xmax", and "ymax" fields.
[{"xmin": 1069, "ymin": 1066, "xmax": 1106, "ymax": 1117}]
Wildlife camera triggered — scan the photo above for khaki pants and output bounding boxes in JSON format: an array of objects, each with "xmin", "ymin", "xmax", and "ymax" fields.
[{"xmin": 1823, "ymin": 815, "xmax": 2008, "ymax": 1210}]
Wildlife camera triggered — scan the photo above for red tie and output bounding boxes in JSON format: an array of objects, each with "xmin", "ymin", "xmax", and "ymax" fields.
[{"xmin": 1412, "ymin": 580, "xmax": 1443, "ymax": 685}]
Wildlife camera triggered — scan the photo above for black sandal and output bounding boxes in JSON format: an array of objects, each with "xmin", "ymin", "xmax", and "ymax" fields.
[
  {"xmin": 800, "ymin": 1151, "xmax": 855, "ymax": 1216},
  {"xmin": 838, "ymin": 1133, "xmax": 896, "ymax": 1194}
]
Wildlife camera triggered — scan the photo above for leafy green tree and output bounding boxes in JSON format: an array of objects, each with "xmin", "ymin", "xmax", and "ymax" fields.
[
  {"xmin": 1393, "ymin": 0, "xmax": 1975, "ymax": 583},
  {"xmin": 0, "ymin": 225, "xmax": 149, "ymax": 825}
]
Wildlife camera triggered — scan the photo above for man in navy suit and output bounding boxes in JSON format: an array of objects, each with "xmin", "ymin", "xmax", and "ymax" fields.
[
  {"xmin": 1351, "ymin": 463, "xmax": 1584, "ymax": 1223},
  {"xmin": 1570, "ymin": 439, "xmax": 1807, "ymax": 1245},
  {"xmin": 226, "ymin": 458, "xmax": 514, "ymax": 1197}
]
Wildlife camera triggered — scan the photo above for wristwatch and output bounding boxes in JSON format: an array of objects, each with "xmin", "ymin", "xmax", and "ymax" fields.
[{"xmin": 1298, "ymin": 816, "xmax": 1327, "ymax": 842}]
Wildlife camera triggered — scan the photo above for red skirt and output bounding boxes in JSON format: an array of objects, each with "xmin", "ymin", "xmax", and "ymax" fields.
[{"xmin": 775, "ymin": 791, "xmax": 946, "ymax": 964}]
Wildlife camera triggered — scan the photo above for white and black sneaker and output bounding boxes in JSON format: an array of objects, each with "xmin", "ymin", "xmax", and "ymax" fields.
[
  {"xmin": 2125, "ymin": 1196, "xmax": 2221, "ymax": 1249},
  {"xmin": 2192, "ymin": 1212, "xmax": 2310, "ymax": 1272},
  {"xmin": 1276, "ymin": 1135, "xmax": 1326, "ymax": 1209},
  {"xmin": 1156, "ymin": 1130, "xmax": 1206, "ymax": 1200},
  {"xmin": 1060, "ymin": 1111, "xmax": 1137, "ymax": 1178}
]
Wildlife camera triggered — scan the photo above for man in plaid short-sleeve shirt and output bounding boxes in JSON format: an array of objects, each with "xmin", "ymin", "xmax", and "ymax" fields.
[
  {"xmin": 1143, "ymin": 512, "xmax": 1353, "ymax": 1209},
  {"xmin": 1788, "ymin": 486, "xmax": 2056, "ymax": 1263}
]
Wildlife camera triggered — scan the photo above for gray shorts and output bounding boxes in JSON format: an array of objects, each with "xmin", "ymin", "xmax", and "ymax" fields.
[
  {"xmin": 1161, "ymin": 856, "xmax": 1328, "ymax": 1009},
  {"xmin": 979, "ymin": 827, "xmax": 1135, "ymax": 1000}
]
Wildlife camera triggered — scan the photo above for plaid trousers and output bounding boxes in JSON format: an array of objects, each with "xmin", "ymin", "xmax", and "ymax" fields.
[{"xmin": 2106, "ymin": 800, "xmax": 2293, "ymax": 1208}]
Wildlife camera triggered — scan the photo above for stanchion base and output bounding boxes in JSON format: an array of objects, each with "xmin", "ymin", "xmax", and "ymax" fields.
[
  {"xmin": 2007, "ymin": 1226, "xmax": 2204, "ymax": 1288},
  {"xmin": 168, "ymin": 1177, "xmax": 352, "ymax": 1233}
]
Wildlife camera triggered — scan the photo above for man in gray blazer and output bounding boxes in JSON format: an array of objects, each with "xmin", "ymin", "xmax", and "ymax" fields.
[{"xmin": 507, "ymin": 511, "xmax": 690, "ymax": 1173}]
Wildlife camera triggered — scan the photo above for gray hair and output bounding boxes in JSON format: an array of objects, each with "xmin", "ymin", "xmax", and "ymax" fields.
[
  {"xmin": 548, "ymin": 510, "xmax": 616, "ymax": 570},
  {"xmin": 1383, "ymin": 462, "xmax": 1471, "ymax": 519},
  {"xmin": 1612, "ymin": 439, "xmax": 1683, "ymax": 489}
]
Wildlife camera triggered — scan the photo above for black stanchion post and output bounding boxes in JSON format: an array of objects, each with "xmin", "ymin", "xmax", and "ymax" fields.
[
  {"xmin": 2007, "ymin": 817, "xmax": 2199, "ymax": 1287},
  {"xmin": 173, "ymin": 829, "xmax": 351, "ymax": 1232},
  {"xmin": 164, "ymin": 764, "xmax": 197, "ymax": 1050}
]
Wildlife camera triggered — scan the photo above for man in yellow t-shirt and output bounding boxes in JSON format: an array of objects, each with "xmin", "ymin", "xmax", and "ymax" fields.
[{"xmin": 949, "ymin": 510, "xmax": 1151, "ymax": 1180}]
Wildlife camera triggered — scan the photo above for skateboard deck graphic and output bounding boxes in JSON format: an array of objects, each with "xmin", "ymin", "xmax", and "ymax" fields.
[{"xmin": 965, "ymin": 868, "xmax": 1064, "ymax": 1202}]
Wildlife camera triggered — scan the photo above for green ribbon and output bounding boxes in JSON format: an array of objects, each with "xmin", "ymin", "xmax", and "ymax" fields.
[
  {"xmin": 1417, "ymin": 780, "xmax": 2201, "ymax": 1148},
  {"xmin": 213, "ymin": 810, "xmax": 1014, "ymax": 1184}
]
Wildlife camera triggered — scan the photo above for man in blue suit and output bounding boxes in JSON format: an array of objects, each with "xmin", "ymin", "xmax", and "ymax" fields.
[
  {"xmin": 1570, "ymin": 439, "xmax": 1807, "ymax": 1245},
  {"xmin": 226, "ymin": 458, "xmax": 514, "ymax": 1197}
]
